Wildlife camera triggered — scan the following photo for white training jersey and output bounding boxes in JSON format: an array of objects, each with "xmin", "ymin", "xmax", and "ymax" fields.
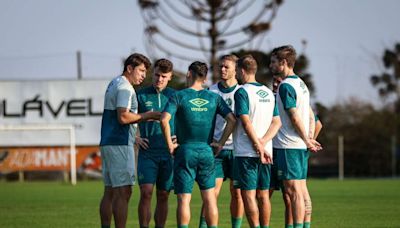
[
  {"xmin": 209, "ymin": 82, "xmax": 240, "ymax": 150},
  {"xmin": 274, "ymin": 75, "xmax": 310, "ymax": 149},
  {"xmin": 233, "ymin": 82, "xmax": 278, "ymax": 157},
  {"xmin": 100, "ymin": 75, "xmax": 138, "ymax": 146}
]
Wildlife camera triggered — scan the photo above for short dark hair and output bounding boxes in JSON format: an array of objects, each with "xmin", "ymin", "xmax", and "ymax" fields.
[
  {"xmin": 237, "ymin": 55, "xmax": 257, "ymax": 74},
  {"xmin": 188, "ymin": 61, "xmax": 208, "ymax": 80},
  {"xmin": 123, "ymin": 53, "xmax": 151, "ymax": 73},
  {"xmin": 271, "ymin": 45, "xmax": 297, "ymax": 68},
  {"xmin": 154, "ymin": 58, "xmax": 173, "ymax": 73},
  {"xmin": 219, "ymin": 54, "xmax": 238, "ymax": 63}
]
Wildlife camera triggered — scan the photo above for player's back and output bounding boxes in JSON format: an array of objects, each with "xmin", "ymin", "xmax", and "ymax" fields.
[{"xmin": 172, "ymin": 88, "xmax": 230, "ymax": 145}]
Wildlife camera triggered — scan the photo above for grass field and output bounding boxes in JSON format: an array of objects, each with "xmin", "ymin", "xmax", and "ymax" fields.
[{"xmin": 1, "ymin": 179, "xmax": 400, "ymax": 227}]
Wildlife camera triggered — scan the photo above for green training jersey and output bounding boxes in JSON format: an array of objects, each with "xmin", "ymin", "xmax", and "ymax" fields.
[
  {"xmin": 163, "ymin": 88, "xmax": 232, "ymax": 145},
  {"xmin": 137, "ymin": 86, "xmax": 176, "ymax": 151}
]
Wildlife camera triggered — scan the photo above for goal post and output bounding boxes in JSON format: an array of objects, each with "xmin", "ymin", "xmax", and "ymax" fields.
[{"xmin": 0, "ymin": 124, "xmax": 77, "ymax": 185}]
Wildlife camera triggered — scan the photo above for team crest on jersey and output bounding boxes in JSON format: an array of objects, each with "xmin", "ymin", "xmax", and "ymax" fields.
[
  {"xmin": 225, "ymin": 98, "xmax": 232, "ymax": 107},
  {"xmin": 145, "ymin": 101, "xmax": 153, "ymax": 107},
  {"xmin": 256, "ymin": 90, "xmax": 270, "ymax": 102},
  {"xmin": 189, "ymin": 98, "xmax": 209, "ymax": 111}
]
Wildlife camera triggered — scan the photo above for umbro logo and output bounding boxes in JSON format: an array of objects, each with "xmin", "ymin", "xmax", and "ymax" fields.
[
  {"xmin": 145, "ymin": 101, "xmax": 153, "ymax": 107},
  {"xmin": 189, "ymin": 98, "xmax": 209, "ymax": 108},
  {"xmin": 256, "ymin": 90, "xmax": 268, "ymax": 98}
]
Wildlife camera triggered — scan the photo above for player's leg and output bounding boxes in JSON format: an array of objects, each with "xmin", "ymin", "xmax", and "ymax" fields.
[
  {"xmin": 230, "ymin": 181, "xmax": 244, "ymax": 228},
  {"xmin": 199, "ymin": 151, "xmax": 225, "ymax": 228},
  {"xmin": 283, "ymin": 189, "xmax": 294, "ymax": 228},
  {"xmin": 302, "ymin": 150, "xmax": 312, "ymax": 228},
  {"xmin": 100, "ymin": 186, "xmax": 113, "ymax": 228},
  {"xmin": 154, "ymin": 156, "xmax": 174, "ymax": 228},
  {"xmin": 201, "ymin": 188, "xmax": 219, "ymax": 227},
  {"xmin": 302, "ymin": 180, "xmax": 312, "ymax": 228},
  {"xmin": 174, "ymin": 145, "xmax": 196, "ymax": 227},
  {"xmin": 138, "ymin": 184, "xmax": 154, "ymax": 228},
  {"xmin": 99, "ymin": 146, "xmax": 113, "ymax": 228},
  {"xmin": 257, "ymin": 189, "xmax": 271, "ymax": 228},
  {"xmin": 228, "ymin": 151, "xmax": 243, "ymax": 228},
  {"xmin": 257, "ymin": 163, "xmax": 272, "ymax": 228},
  {"xmin": 283, "ymin": 180, "xmax": 304, "ymax": 228},
  {"xmin": 112, "ymin": 185, "xmax": 133, "ymax": 228},
  {"xmin": 137, "ymin": 152, "xmax": 158, "ymax": 228},
  {"xmin": 154, "ymin": 189, "xmax": 170, "ymax": 228},
  {"xmin": 177, "ymin": 193, "xmax": 192, "ymax": 227},
  {"xmin": 236, "ymin": 157, "xmax": 259, "ymax": 228},
  {"xmin": 197, "ymin": 146, "xmax": 218, "ymax": 227}
]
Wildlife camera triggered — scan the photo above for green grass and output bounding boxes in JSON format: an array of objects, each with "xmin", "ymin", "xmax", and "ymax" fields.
[{"xmin": 1, "ymin": 179, "xmax": 400, "ymax": 227}]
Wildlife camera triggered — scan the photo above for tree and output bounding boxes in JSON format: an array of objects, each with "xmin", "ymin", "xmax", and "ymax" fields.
[
  {"xmin": 138, "ymin": 0, "xmax": 283, "ymax": 82},
  {"xmin": 233, "ymin": 42, "xmax": 316, "ymax": 96},
  {"xmin": 370, "ymin": 43, "xmax": 400, "ymax": 112}
]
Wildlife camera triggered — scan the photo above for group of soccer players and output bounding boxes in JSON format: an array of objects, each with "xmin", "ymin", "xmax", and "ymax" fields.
[{"xmin": 99, "ymin": 45, "xmax": 322, "ymax": 228}]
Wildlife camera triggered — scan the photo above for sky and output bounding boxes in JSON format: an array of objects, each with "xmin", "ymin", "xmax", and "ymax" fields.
[{"xmin": 0, "ymin": 0, "xmax": 399, "ymax": 107}]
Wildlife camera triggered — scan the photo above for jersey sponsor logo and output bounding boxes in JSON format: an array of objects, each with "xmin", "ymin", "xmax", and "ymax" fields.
[
  {"xmin": 145, "ymin": 101, "xmax": 153, "ymax": 107},
  {"xmin": 225, "ymin": 98, "xmax": 233, "ymax": 107},
  {"xmin": 256, "ymin": 90, "xmax": 270, "ymax": 102},
  {"xmin": 189, "ymin": 98, "xmax": 209, "ymax": 112}
]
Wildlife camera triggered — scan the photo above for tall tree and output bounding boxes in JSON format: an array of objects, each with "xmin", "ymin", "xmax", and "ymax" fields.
[
  {"xmin": 370, "ymin": 43, "xmax": 400, "ymax": 112},
  {"xmin": 233, "ymin": 44, "xmax": 316, "ymax": 96},
  {"xmin": 138, "ymin": 0, "xmax": 283, "ymax": 82}
]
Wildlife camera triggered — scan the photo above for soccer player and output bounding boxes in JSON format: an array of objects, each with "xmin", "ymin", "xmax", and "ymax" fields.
[
  {"xmin": 99, "ymin": 53, "xmax": 160, "ymax": 228},
  {"xmin": 136, "ymin": 59, "xmax": 176, "ymax": 228},
  {"xmin": 160, "ymin": 61, "xmax": 236, "ymax": 228},
  {"xmin": 233, "ymin": 55, "xmax": 281, "ymax": 228},
  {"xmin": 270, "ymin": 45, "xmax": 322, "ymax": 228},
  {"xmin": 270, "ymin": 75, "xmax": 323, "ymax": 228},
  {"xmin": 199, "ymin": 54, "xmax": 244, "ymax": 228}
]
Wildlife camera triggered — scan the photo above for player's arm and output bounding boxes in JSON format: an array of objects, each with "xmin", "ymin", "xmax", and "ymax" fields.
[
  {"xmin": 287, "ymin": 108, "xmax": 321, "ymax": 152},
  {"xmin": 160, "ymin": 95, "xmax": 179, "ymax": 155},
  {"xmin": 160, "ymin": 112, "xmax": 177, "ymax": 155},
  {"xmin": 260, "ymin": 99, "xmax": 282, "ymax": 146},
  {"xmin": 279, "ymin": 83, "xmax": 321, "ymax": 152},
  {"xmin": 117, "ymin": 108, "xmax": 160, "ymax": 125},
  {"xmin": 216, "ymin": 113, "xmax": 236, "ymax": 147},
  {"xmin": 240, "ymin": 114, "xmax": 265, "ymax": 155},
  {"xmin": 308, "ymin": 106, "xmax": 316, "ymax": 139},
  {"xmin": 314, "ymin": 118, "xmax": 323, "ymax": 140}
]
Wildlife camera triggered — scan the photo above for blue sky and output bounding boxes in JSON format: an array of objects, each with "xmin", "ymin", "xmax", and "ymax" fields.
[{"xmin": 0, "ymin": 0, "xmax": 399, "ymax": 107}]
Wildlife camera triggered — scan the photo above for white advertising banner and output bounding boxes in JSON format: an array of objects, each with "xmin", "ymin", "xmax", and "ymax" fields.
[{"xmin": 0, "ymin": 80, "xmax": 109, "ymax": 146}]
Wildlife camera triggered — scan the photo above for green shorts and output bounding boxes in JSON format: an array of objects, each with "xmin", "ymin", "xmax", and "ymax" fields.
[
  {"xmin": 100, "ymin": 145, "xmax": 135, "ymax": 187},
  {"xmin": 214, "ymin": 149, "xmax": 234, "ymax": 180},
  {"xmin": 275, "ymin": 148, "xmax": 309, "ymax": 180},
  {"xmin": 270, "ymin": 149, "xmax": 282, "ymax": 190},
  {"xmin": 173, "ymin": 143, "xmax": 215, "ymax": 194},
  {"xmin": 233, "ymin": 157, "xmax": 271, "ymax": 190},
  {"xmin": 137, "ymin": 149, "xmax": 174, "ymax": 191}
]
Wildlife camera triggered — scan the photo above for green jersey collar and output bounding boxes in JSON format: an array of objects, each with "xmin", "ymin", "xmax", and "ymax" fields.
[{"xmin": 217, "ymin": 82, "xmax": 238, "ymax": 93}]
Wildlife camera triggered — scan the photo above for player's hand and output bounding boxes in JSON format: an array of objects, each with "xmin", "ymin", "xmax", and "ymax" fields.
[
  {"xmin": 253, "ymin": 142, "xmax": 264, "ymax": 156},
  {"xmin": 135, "ymin": 137, "xmax": 149, "ymax": 150},
  {"xmin": 260, "ymin": 151, "xmax": 273, "ymax": 164},
  {"xmin": 210, "ymin": 142, "xmax": 223, "ymax": 157},
  {"xmin": 172, "ymin": 135, "xmax": 177, "ymax": 144},
  {"xmin": 306, "ymin": 139, "xmax": 322, "ymax": 153},
  {"xmin": 168, "ymin": 141, "xmax": 179, "ymax": 156}
]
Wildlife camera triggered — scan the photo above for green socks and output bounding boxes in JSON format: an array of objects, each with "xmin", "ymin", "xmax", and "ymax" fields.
[
  {"xmin": 231, "ymin": 217, "xmax": 243, "ymax": 228},
  {"xmin": 101, "ymin": 225, "xmax": 110, "ymax": 228},
  {"xmin": 261, "ymin": 226, "xmax": 270, "ymax": 228},
  {"xmin": 304, "ymin": 222, "xmax": 311, "ymax": 228},
  {"xmin": 294, "ymin": 223, "xmax": 303, "ymax": 228},
  {"xmin": 178, "ymin": 225, "xmax": 189, "ymax": 228},
  {"xmin": 199, "ymin": 216, "xmax": 207, "ymax": 228},
  {"xmin": 285, "ymin": 224, "xmax": 294, "ymax": 228}
]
